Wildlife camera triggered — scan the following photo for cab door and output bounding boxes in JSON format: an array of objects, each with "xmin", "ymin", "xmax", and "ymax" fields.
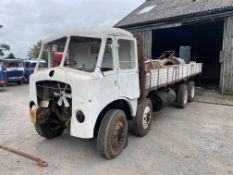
[
  {"xmin": 116, "ymin": 37, "xmax": 140, "ymax": 99},
  {"xmin": 99, "ymin": 38, "xmax": 119, "ymax": 104}
]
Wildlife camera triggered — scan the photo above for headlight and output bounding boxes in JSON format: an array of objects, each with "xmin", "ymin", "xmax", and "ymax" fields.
[{"xmin": 76, "ymin": 111, "xmax": 85, "ymax": 123}]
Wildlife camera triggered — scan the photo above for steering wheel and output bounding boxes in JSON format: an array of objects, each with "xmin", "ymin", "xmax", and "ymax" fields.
[
  {"xmin": 64, "ymin": 59, "xmax": 78, "ymax": 66},
  {"xmin": 101, "ymin": 67, "xmax": 113, "ymax": 72}
]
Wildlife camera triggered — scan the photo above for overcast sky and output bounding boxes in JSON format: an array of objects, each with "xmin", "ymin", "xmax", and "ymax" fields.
[{"xmin": 0, "ymin": 0, "xmax": 144, "ymax": 58}]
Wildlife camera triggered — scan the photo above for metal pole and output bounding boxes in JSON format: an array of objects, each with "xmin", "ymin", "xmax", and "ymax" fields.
[{"xmin": 0, "ymin": 144, "xmax": 48, "ymax": 167}]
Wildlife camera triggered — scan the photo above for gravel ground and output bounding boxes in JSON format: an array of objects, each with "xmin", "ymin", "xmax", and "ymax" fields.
[
  {"xmin": 0, "ymin": 84, "xmax": 233, "ymax": 175},
  {"xmin": 195, "ymin": 87, "xmax": 233, "ymax": 106}
]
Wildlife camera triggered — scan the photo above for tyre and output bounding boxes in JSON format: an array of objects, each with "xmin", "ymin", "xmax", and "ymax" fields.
[
  {"xmin": 97, "ymin": 109, "xmax": 128, "ymax": 159},
  {"xmin": 187, "ymin": 81, "xmax": 195, "ymax": 102},
  {"xmin": 133, "ymin": 98, "xmax": 153, "ymax": 137},
  {"xmin": 177, "ymin": 84, "xmax": 188, "ymax": 108},
  {"xmin": 2, "ymin": 83, "xmax": 7, "ymax": 87},
  {"xmin": 24, "ymin": 75, "xmax": 29, "ymax": 84},
  {"xmin": 34, "ymin": 110, "xmax": 64, "ymax": 139},
  {"xmin": 17, "ymin": 80, "xmax": 22, "ymax": 85}
]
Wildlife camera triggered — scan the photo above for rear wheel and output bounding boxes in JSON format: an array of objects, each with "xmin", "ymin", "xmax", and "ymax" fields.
[
  {"xmin": 188, "ymin": 81, "xmax": 195, "ymax": 102},
  {"xmin": 17, "ymin": 80, "xmax": 22, "ymax": 85},
  {"xmin": 177, "ymin": 84, "xmax": 188, "ymax": 108},
  {"xmin": 133, "ymin": 98, "xmax": 153, "ymax": 137},
  {"xmin": 24, "ymin": 75, "xmax": 29, "ymax": 84},
  {"xmin": 97, "ymin": 109, "xmax": 128, "ymax": 159}
]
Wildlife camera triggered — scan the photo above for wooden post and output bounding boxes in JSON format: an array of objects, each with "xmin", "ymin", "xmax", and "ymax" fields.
[
  {"xmin": 136, "ymin": 36, "xmax": 147, "ymax": 98},
  {"xmin": 221, "ymin": 16, "xmax": 233, "ymax": 94}
]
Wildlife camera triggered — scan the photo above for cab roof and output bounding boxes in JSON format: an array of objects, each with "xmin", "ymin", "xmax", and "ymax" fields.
[
  {"xmin": 24, "ymin": 59, "xmax": 46, "ymax": 63},
  {"xmin": 0, "ymin": 59, "xmax": 22, "ymax": 62},
  {"xmin": 43, "ymin": 27, "xmax": 134, "ymax": 44}
]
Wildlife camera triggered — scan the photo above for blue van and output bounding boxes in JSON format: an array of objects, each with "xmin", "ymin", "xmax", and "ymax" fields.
[
  {"xmin": 0, "ymin": 59, "xmax": 24, "ymax": 85},
  {"xmin": 23, "ymin": 59, "xmax": 47, "ymax": 83},
  {"xmin": 0, "ymin": 62, "xmax": 7, "ymax": 86}
]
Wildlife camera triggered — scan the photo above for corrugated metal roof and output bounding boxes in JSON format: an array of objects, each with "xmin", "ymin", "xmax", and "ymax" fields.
[{"xmin": 115, "ymin": 0, "xmax": 233, "ymax": 27}]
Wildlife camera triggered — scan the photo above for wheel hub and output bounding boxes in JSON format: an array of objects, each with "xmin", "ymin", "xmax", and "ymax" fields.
[
  {"xmin": 184, "ymin": 89, "xmax": 188, "ymax": 104},
  {"xmin": 111, "ymin": 120, "xmax": 126, "ymax": 152},
  {"xmin": 142, "ymin": 106, "xmax": 152, "ymax": 129},
  {"xmin": 191, "ymin": 86, "xmax": 195, "ymax": 98}
]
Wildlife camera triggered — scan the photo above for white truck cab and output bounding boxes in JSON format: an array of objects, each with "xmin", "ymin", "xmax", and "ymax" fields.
[{"xmin": 29, "ymin": 28, "xmax": 202, "ymax": 159}]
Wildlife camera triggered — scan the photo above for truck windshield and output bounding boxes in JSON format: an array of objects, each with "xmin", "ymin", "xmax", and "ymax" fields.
[
  {"xmin": 31, "ymin": 62, "xmax": 47, "ymax": 68},
  {"xmin": 3, "ymin": 61, "xmax": 23, "ymax": 69},
  {"xmin": 42, "ymin": 36, "xmax": 102, "ymax": 73},
  {"xmin": 66, "ymin": 36, "xmax": 101, "ymax": 72}
]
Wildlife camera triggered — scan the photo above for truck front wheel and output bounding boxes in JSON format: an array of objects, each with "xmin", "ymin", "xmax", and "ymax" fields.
[
  {"xmin": 133, "ymin": 98, "xmax": 153, "ymax": 137},
  {"xmin": 97, "ymin": 109, "xmax": 128, "ymax": 159},
  {"xmin": 34, "ymin": 110, "xmax": 64, "ymax": 139},
  {"xmin": 177, "ymin": 84, "xmax": 188, "ymax": 108}
]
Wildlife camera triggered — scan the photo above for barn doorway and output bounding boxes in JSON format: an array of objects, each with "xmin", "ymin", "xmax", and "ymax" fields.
[{"xmin": 152, "ymin": 20, "xmax": 224, "ymax": 90}]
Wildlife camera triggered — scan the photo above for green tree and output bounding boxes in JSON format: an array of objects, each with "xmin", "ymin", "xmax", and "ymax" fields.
[
  {"xmin": 28, "ymin": 41, "xmax": 42, "ymax": 59},
  {"xmin": 6, "ymin": 53, "xmax": 16, "ymax": 59},
  {"xmin": 28, "ymin": 41, "xmax": 48, "ymax": 61},
  {"xmin": 0, "ymin": 43, "xmax": 10, "ymax": 57}
]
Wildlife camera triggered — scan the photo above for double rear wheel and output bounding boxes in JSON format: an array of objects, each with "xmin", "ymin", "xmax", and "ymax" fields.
[{"xmin": 177, "ymin": 81, "xmax": 195, "ymax": 108}]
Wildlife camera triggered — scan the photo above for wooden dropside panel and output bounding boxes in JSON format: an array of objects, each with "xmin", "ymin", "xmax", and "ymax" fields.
[{"xmin": 146, "ymin": 64, "xmax": 203, "ymax": 90}]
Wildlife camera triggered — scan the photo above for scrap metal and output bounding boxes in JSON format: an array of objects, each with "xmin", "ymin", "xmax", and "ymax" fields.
[{"xmin": 0, "ymin": 144, "xmax": 48, "ymax": 167}]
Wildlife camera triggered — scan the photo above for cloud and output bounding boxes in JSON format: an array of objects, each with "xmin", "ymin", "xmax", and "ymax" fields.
[{"xmin": 0, "ymin": 0, "xmax": 144, "ymax": 58}]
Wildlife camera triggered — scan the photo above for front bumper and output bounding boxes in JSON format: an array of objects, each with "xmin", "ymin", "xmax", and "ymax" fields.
[{"xmin": 7, "ymin": 76, "xmax": 24, "ymax": 82}]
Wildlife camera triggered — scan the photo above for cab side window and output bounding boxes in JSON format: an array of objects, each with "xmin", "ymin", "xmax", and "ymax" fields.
[
  {"xmin": 118, "ymin": 39, "xmax": 135, "ymax": 70},
  {"xmin": 101, "ymin": 38, "xmax": 113, "ymax": 72}
]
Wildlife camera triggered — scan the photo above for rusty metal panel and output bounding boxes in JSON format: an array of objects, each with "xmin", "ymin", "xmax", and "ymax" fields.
[{"xmin": 0, "ymin": 145, "xmax": 48, "ymax": 167}]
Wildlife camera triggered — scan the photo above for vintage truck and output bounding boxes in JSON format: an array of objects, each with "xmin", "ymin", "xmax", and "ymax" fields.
[
  {"xmin": 0, "ymin": 59, "xmax": 24, "ymax": 85},
  {"xmin": 23, "ymin": 59, "xmax": 47, "ymax": 83},
  {"xmin": 29, "ymin": 28, "xmax": 202, "ymax": 159}
]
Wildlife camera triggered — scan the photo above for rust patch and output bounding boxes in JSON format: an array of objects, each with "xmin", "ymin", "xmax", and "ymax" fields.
[{"xmin": 29, "ymin": 106, "xmax": 38, "ymax": 124}]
